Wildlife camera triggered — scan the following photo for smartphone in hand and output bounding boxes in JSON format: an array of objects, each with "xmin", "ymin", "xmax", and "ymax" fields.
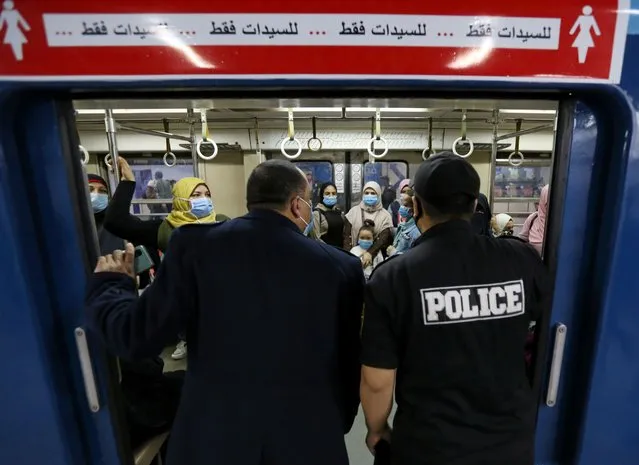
[{"xmin": 133, "ymin": 245, "xmax": 154, "ymax": 275}]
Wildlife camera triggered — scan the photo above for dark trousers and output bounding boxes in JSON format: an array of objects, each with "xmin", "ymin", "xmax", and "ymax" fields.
[{"xmin": 390, "ymin": 436, "xmax": 534, "ymax": 465}]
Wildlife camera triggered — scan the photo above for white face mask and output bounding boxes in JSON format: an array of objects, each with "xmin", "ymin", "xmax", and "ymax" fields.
[{"xmin": 297, "ymin": 196, "xmax": 314, "ymax": 235}]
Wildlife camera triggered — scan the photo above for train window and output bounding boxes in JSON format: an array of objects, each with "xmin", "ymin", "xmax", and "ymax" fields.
[
  {"xmin": 105, "ymin": 156, "xmax": 195, "ymax": 219},
  {"xmin": 294, "ymin": 160, "xmax": 334, "ymax": 205},
  {"xmin": 493, "ymin": 155, "xmax": 553, "ymax": 235},
  {"xmin": 360, "ymin": 160, "xmax": 409, "ymax": 208}
]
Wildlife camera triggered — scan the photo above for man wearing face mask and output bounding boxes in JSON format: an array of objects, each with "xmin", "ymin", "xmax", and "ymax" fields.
[
  {"xmin": 360, "ymin": 153, "xmax": 550, "ymax": 465},
  {"xmin": 85, "ymin": 159, "xmax": 365, "ymax": 465}
]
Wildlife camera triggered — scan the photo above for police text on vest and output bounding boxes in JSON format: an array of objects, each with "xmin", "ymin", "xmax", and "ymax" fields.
[{"xmin": 420, "ymin": 279, "xmax": 525, "ymax": 325}]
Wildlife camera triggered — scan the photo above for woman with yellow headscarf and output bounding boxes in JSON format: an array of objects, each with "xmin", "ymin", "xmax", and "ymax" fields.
[
  {"xmin": 103, "ymin": 158, "xmax": 221, "ymax": 360},
  {"xmin": 157, "ymin": 176, "xmax": 217, "ymax": 251},
  {"xmin": 104, "ymin": 158, "xmax": 218, "ymax": 255}
]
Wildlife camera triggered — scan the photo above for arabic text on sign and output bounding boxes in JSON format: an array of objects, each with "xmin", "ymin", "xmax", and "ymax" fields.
[
  {"xmin": 210, "ymin": 21, "xmax": 237, "ymax": 35},
  {"xmin": 466, "ymin": 22, "xmax": 554, "ymax": 42},
  {"xmin": 340, "ymin": 21, "xmax": 428, "ymax": 39},
  {"xmin": 241, "ymin": 22, "xmax": 299, "ymax": 38},
  {"xmin": 82, "ymin": 21, "xmax": 170, "ymax": 38},
  {"xmin": 44, "ymin": 14, "xmax": 561, "ymax": 51}
]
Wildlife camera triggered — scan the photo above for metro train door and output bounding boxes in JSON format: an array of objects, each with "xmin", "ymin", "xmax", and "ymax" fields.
[
  {"xmin": 0, "ymin": 94, "xmax": 633, "ymax": 465},
  {"xmin": 17, "ymin": 95, "xmax": 632, "ymax": 465}
]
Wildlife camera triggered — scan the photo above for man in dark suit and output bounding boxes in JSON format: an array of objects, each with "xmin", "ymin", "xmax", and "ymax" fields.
[{"xmin": 85, "ymin": 159, "xmax": 364, "ymax": 465}]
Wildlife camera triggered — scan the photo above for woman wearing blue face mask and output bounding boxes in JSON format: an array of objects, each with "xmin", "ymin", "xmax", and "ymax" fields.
[
  {"xmin": 345, "ymin": 181, "xmax": 394, "ymax": 268},
  {"xmin": 104, "ymin": 157, "xmax": 221, "ymax": 361},
  {"xmin": 88, "ymin": 173, "xmax": 127, "ymax": 255},
  {"xmin": 311, "ymin": 182, "xmax": 352, "ymax": 249},
  {"xmin": 387, "ymin": 178, "xmax": 412, "ymax": 229},
  {"xmin": 155, "ymin": 177, "xmax": 217, "ymax": 250},
  {"xmin": 88, "ymin": 173, "xmax": 158, "ymax": 291},
  {"xmin": 387, "ymin": 187, "xmax": 421, "ymax": 257},
  {"xmin": 104, "ymin": 157, "xmax": 218, "ymax": 255}
]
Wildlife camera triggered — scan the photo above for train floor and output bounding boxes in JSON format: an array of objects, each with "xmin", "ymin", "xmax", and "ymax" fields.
[{"xmin": 159, "ymin": 347, "xmax": 396, "ymax": 465}]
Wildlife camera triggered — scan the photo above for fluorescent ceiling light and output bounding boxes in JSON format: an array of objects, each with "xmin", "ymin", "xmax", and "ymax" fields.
[
  {"xmin": 500, "ymin": 109, "xmax": 556, "ymax": 115},
  {"xmin": 347, "ymin": 108, "xmax": 431, "ymax": 113},
  {"xmin": 275, "ymin": 107, "xmax": 430, "ymax": 113},
  {"xmin": 114, "ymin": 109, "xmax": 187, "ymax": 114},
  {"xmin": 276, "ymin": 107, "xmax": 341, "ymax": 112},
  {"xmin": 75, "ymin": 109, "xmax": 188, "ymax": 115},
  {"xmin": 75, "ymin": 109, "xmax": 105, "ymax": 114}
]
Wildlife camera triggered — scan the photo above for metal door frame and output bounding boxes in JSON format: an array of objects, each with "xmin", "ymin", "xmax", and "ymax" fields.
[{"xmin": 0, "ymin": 82, "xmax": 634, "ymax": 465}]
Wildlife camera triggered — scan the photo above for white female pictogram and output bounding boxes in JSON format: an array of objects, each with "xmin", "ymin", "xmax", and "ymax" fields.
[
  {"xmin": 569, "ymin": 5, "xmax": 601, "ymax": 64},
  {"xmin": 0, "ymin": 0, "xmax": 30, "ymax": 61}
]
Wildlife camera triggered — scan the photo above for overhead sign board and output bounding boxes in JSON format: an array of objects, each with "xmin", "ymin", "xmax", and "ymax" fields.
[{"xmin": 0, "ymin": 0, "xmax": 629, "ymax": 82}]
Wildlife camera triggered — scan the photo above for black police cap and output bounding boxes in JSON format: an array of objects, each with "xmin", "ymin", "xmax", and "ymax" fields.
[{"xmin": 412, "ymin": 152, "xmax": 480, "ymax": 205}]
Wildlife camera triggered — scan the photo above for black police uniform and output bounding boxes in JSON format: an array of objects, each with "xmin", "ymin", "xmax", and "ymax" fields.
[{"xmin": 361, "ymin": 154, "xmax": 549, "ymax": 465}]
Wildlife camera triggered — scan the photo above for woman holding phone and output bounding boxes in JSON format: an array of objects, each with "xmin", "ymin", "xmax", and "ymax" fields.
[{"xmin": 104, "ymin": 157, "xmax": 218, "ymax": 360}]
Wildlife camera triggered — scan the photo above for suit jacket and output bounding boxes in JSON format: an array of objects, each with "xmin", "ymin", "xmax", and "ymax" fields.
[{"xmin": 85, "ymin": 209, "xmax": 365, "ymax": 465}]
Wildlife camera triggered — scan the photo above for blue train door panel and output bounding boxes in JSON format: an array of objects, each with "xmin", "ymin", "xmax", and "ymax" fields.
[{"xmin": 1, "ymin": 1, "xmax": 639, "ymax": 465}]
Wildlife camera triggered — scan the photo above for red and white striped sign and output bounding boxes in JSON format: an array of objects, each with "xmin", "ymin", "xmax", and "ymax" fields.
[{"xmin": 0, "ymin": 0, "xmax": 629, "ymax": 82}]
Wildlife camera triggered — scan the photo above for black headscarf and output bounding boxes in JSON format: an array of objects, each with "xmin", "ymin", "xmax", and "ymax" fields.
[
  {"xmin": 381, "ymin": 188, "xmax": 396, "ymax": 210},
  {"xmin": 471, "ymin": 193, "xmax": 492, "ymax": 236},
  {"xmin": 88, "ymin": 173, "xmax": 109, "ymax": 193},
  {"xmin": 318, "ymin": 182, "xmax": 338, "ymax": 207},
  {"xmin": 88, "ymin": 173, "xmax": 125, "ymax": 254},
  {"xmin": 88, "ymin": 173, "xmax": 110, "ymax": 227}
]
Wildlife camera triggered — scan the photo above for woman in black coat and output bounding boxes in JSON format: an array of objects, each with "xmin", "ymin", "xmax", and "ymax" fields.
[{"xmin": 471, "ymin": 193, "xmax": 493, "ymax": 237}]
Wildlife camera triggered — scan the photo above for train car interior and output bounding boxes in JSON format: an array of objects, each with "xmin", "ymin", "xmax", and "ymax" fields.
[
  {"xmin": 70, "ymin": 97, "xmax": 564, "ymax": 465},
  {"xmin": 75, "ymin": 99, "xmax": 557, "ymax": 235}
]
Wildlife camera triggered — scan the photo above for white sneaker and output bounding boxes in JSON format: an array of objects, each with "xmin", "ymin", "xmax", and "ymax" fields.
[{"xmin": 171, "ymin": 341, "xmax": 187, "ymax": 360}]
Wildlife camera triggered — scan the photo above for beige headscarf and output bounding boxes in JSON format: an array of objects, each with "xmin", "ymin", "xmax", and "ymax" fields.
[
  {"xmin": 493, "ymin": 213, "xmax": 513, "ymax": 237},
  {"xmin": 346, "ymin": 181, "xmax": 394, "ymax": 247}
]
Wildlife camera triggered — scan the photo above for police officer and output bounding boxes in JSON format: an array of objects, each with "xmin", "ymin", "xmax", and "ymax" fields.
[
  {"xmin": 85, "ymin": 159, "xmax": 364, "ymax": 465},
  {"xmin": 360, "ymin": 153, "xmax": 549, "ymax": 465}
]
